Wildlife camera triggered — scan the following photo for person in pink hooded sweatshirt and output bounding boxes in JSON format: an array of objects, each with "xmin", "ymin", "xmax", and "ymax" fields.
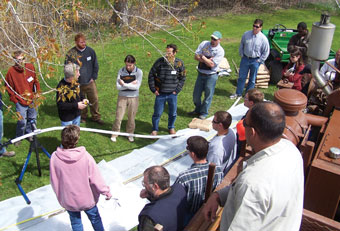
[{"xmin": 50, "ymin": 125, "xmax": 111, "ymax": 231}]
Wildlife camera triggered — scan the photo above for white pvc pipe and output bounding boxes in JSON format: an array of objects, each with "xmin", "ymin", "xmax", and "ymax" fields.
[{"xmin": 9, "ymin": 126, "xmax": 182, "ymax": 144}]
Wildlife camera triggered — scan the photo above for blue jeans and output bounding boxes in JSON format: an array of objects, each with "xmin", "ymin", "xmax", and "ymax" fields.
[
  {"xmin": 67, "ymin": 205, "xmax": 104, "ymax": 231},
  {"xmin": 236, "ymin": 57, "xmax": 261, "ymax": 95},
  {"xmin": 61, "ymin": 116, "xmax": 81, "ymax": 126},
  {"xmin": 152, "ymin": 93, "xmax": 177, "ymax": 131},
  {"xmin": 193, "ymin": 72, "xmax": 218, "ymax": 117},
  {"xmin": 15, "ymin": 103, "xmax": 37, "ymax": 137},
  {"xmin": 0, "ymin": 110, "xmax": 7, "ymax": 155}
]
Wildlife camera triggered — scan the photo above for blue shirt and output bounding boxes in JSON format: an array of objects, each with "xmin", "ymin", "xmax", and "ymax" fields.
[
  {"xmin": 195, "ymin": 41, "xmax": 225, "ymax": 74},
  {"xmin": 239, "ymin": 30, "xmax": 270, "ymax": 63}
]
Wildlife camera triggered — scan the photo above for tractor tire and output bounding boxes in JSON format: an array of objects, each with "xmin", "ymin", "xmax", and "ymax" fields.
[{"xmin": 269, "ymin": 61, "xmax": 283, "ymax": 84}]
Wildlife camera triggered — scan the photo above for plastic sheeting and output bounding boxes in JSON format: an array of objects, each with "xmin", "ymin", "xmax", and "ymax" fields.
[{"xmin": 0, "ymin": 103, "xmax": 247, "ymax": 231}]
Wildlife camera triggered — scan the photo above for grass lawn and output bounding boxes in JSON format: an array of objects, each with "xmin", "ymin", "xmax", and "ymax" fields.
[{"xmin": 0, "ymin": 7, "xmax": 339, "ymax": 202}]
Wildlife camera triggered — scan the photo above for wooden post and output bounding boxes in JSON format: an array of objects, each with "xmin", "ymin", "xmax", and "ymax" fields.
[{"xmin": 204, "ymin": 163, "xmax": 216, "ymax": 203}]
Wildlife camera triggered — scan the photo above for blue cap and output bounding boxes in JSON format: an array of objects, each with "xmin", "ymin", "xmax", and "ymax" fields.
[{"xmin": 211, "ymin": 31, "xmax": 222, "ymax": 40}]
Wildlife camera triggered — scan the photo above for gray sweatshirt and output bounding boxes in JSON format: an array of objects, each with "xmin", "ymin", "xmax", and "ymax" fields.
[{"xmin": 116, "ymin": 66, "xmax": 143, "ymax": 97}]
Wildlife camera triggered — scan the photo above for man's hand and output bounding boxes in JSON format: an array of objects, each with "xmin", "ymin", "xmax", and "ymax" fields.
[
  {"xmin": 172, "ymin": 91, "xmax": 176, "ymax": 95},
  {"xmin": 78, "ymin": 101, "xmax": 87, "ymax": 110},
  {"xmin": 154, "ymin": 90, "xmax": 159, "ymax": 96},
  {"xmin": 203, "ymin": 192, "xmax": 221, "ymax": 222},
  {"xmin": 119, "ymin": 79, "xmax": 125, "ymax": 86},
  {"xmin": 131, "ymin": 80, "xmax": 137, "ymax": 85}
]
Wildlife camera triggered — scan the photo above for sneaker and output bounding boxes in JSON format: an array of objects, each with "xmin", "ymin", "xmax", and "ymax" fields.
[
  {"xmin": 128, "ymin": 136, "xmax": 134, "ymax": 142},
  {"xmin": 92, "ymin": 119, "xmax": 104, "ymax": 125},
  {"xmin": 230, "ymin": 94, "xmax": 241, "ymax": 99},
  {"xmin": 199, "ymin": 115, "xmax": 206, "ymax": 120},
  {"xmin": 169, "ymin": 129, "xmax": 176, "ymax": 135},
  {"xmin": 14, "ymin": 141, "xmax": 21, "ymax": 147},
  {"xmin": 0, "ymin": 151, "xmax": 15, "ymax": 157},
  {"xmin": 151, "ymin": 131, "xmax": 158, "ymax": 136},
  {"xmin": 110, "ymin": 135, "xmax": 117, "ymax": 142},
  {"xmin": 187, "ymin": 111, "xmax": 199, "ymax": 116}
]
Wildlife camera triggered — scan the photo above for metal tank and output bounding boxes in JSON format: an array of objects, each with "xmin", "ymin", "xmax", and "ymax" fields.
[
  {"xmin": 308, "ymin": 14, "xmax": 336, "ymax": 60},
  {"xmin": 308, "ymin": 14, "xmax": 336, "ymax": 95}
]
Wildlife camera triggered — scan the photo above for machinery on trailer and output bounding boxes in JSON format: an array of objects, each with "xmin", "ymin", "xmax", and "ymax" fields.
[{"xmin": 262, "ymin": 24, "xmax": 336, "ymax": 84}]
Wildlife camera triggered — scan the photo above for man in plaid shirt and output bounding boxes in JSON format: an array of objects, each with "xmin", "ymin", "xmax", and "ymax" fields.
[{"xmin": 175, "ymin": 136, "xmax": 224, "ymax": 216}]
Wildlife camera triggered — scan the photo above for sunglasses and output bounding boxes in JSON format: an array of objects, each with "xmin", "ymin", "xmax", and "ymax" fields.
[
  {"xmin": 15, "ymin": 57, "xmax": 25, "ymax": 62},
  {"xmin": 211, "ymin": 37, "xmax": 218, "ymax": 41},
  {"xmin": 253, "ymin": 25, "xmax": 261, "ymax": 29}
]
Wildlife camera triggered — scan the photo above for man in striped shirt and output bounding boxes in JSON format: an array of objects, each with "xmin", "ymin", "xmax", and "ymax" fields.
[
  {"xmin": 148, "ymin": 44, "xmax": 186, "ymax": 135},
  {"xmin": 175, "ymin": 136, "xmax": 224, "ymax": 216}
]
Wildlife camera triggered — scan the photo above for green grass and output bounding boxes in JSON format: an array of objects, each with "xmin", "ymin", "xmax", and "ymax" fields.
[{"xmin": 1, "ymin": 7, "xmax": 340, "ymax": 201}]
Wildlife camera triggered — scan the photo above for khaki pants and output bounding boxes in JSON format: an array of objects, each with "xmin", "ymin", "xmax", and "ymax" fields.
[
  {"xmin": 112, "ymin": 96, "xmax": 139, "ymax": 135},
  {"xmin": 80, "ymin": 81, "xmax": 101, "ymax": 121}
]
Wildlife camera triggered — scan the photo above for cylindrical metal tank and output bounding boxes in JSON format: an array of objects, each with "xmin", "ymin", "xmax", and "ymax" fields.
[{"xmin": 308, "ymin": 14, "xmax": 336, "ymax": 61}]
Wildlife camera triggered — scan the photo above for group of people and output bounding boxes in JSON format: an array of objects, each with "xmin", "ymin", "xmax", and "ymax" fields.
[
  {"xmin": 1, "ymin": 18, "xmax": 270, "ymax": 150},
  {"xmin": 1, "ymin": 16, "xmax": 336, "ymax": 231},
  {"xmin": 280, "ymin": 21, "xmax": 339, "ymax": 94},
  {"xmin": 49, "ymin": 87, "xmax": 305, "ymax": 231},
  {"xmin": 137, "ymin": 100, "xmax": 304, "ymax": 231},
  {"xmin": 50, "ymin": 106, "xmax": 237, "ymax": 230}
]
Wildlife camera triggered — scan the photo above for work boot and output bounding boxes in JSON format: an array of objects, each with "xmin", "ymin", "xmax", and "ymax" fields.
[
  {"xmin": 14, "ymin": 141, "xmax": 21, "ymax": 147},
  {"xmin": 0, "ymin": 151, "xmax": 15, "ymax": 157},
  {"xmin": 92, "ymin": 119, "xmax": 104, "ymax": 125},
  {"xmin": 187, "ymin": 111, "xmax": 199, "ymax": 116},
  {"xmin": 26, "ymin": 137, "xmax": 33, "ymax": 142},
  {"xmin": 169, "ymin": 129, "xmax": 176, "ymax": 135}
]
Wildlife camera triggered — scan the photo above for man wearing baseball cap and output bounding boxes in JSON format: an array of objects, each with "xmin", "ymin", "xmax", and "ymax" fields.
[{"xmin": 188, "ymin": 31, "xmax": 225, "ymax": 120}]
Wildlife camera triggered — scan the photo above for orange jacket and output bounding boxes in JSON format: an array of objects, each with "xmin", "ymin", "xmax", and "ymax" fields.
[{"xmin": 5, "ymin": 63, "xmax": 40, "ymax": 106}]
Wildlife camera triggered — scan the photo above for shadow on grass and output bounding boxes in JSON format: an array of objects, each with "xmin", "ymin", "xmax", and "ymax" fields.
[
  {"xmin": 214, "ymin": 87, "xmax": 231, "ymax": 97},
  {"xmin": 38, "ymin": 103, "xmax": 58, "ymax": 117},
  {"xmin": 1, "ymin": 153, "xmax": 51, "ymax": 181},
  {"xmin": 4, "ymin": 121, "xmax": 18, "ymax": 138}
]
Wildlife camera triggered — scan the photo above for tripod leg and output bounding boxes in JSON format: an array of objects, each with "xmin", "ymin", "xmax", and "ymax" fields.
[
  {"xmin": 34, "ymin": 141, "xmax": 41, "ymax": 177},
  {"xmin": 40, "ymin": 146, "xmax": 51, "ymax": 159},
  {"xmin": 16, "ymin": 150, "xmax": 33, "ymax": 204}
]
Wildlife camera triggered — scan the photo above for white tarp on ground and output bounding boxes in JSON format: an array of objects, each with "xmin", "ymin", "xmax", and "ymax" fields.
[{"xmin": 0, "ymin": 103, "xmax": 247, "ymax": 231}]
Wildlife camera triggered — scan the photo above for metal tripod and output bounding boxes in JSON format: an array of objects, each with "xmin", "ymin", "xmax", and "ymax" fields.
[{"xmin": 15, "ymin": 121, "xmax": 51, "ymax": 204}]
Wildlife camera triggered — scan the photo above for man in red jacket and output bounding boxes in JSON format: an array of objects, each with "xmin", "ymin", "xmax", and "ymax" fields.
[{"xmin": 5, "ymin": 51, "xmax": 40, "ymax": 145}]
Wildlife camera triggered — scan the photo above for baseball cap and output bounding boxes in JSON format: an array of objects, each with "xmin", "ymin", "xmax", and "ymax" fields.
[{"xmin": 211, "ymin": 31, "xmax": 222, "ymax": 40}]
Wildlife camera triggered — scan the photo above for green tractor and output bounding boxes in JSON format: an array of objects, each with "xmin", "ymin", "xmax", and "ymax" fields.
[{"xmin": 262, "ymin": 24, "xmax": 336, "ymax": 84}]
